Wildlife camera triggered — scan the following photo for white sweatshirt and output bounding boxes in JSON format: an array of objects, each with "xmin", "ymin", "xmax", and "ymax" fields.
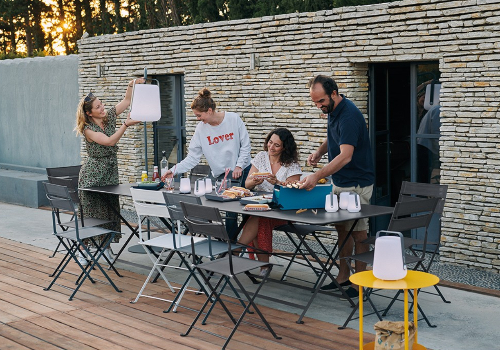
[{"xmin": 171, "ymin": 112, "xmax": 251, "ymax": 178}]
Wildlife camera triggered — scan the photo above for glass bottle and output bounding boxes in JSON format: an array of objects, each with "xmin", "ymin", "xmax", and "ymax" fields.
[
  {"xmin": 152, "ymin": 166, "xmax": 160, "ymax": 183},
  {"xmin": 160, "ymin": 151, "xmax": 169, "ymax": 177}
]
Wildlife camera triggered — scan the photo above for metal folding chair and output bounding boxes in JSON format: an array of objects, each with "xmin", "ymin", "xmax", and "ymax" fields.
[
  {"xmin": 341, "ymin": 197, "xmax": 440, "ymax": 328},
  {"xmin": 43, "ymin": 182, "xmax": 122, "ymax": 301},
  {"xmin": 394, "ymin": 181, "xmax": 449, "ymax": 304},
  {"xmin": 130, "ymin": 188, "xmax": 206, "ymax": 310},
  {"xmin": 163, "ymin": 192, "xmax": 246, "ymax": 314},
  {"xmin": 179, "ymin": 201, "xmax": 282, "ymax": 349},
  {"xmin": 45, "ymin": 166, "xmax": 115, "ymax": 260}
]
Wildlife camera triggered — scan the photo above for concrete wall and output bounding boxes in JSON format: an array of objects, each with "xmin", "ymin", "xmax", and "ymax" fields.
[
  {"xmin": 0, "ymin": 55, "xmax": 80, "ymax": 207},
  {"xmin": 77, "ymin": 0, "xmax": 500, "ymax": 273}
]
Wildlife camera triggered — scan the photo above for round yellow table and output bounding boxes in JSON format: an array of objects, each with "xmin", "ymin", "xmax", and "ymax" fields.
[{"xmin": 350, "ymin": 270, "xmax": 439, "ymax": 350}]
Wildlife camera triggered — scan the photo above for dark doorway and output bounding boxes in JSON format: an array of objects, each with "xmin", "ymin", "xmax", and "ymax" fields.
[
  {"xmin": 369, "ymin": 62, "xmax": 442, "ymax": 248},
  {"xmin": 152, "ymin": 75, "xmax": 186, "ymax": 169}
]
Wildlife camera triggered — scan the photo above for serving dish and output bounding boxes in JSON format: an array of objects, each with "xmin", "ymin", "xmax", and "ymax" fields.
[
  {"xmin": 240, "ymin": 194, "xmax": 273, "ymax": 205},
  {"xmin": 205, "ymin": 193, "xmax": 240, "ymax": 202},
  {"xmin": 133, "ymin": 181, "xmax": 164, "ymax": 190}
]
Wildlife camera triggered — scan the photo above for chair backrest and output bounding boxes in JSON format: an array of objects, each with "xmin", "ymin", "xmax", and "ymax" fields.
[
  {"xmin": 163, "ymin": 192, "xmax": 202, "ymax": 222},
  {"xmin": 387, "ymin": 197, "xmax": 439, "ymax": 253},
  {"xmin": 130, "ymin": 188, "xmax": 170, "ymax": 218},
  {"xmin": 47, "ymin": 175, "xmax": 80, "ymax": 203},
  {"xmin": 180, "ymin": 202, "xmax": 227, "ymax": 241},
  {"xmin": 130, "ymin": 188, "xmax": 171, "ymax": 241},
  {"xmin": 398, "ymin": 181, "xmax": 448, "ymax": 215},
  {"xmin": 43, "ymin": 182, "xmax": 80, "ymax": 235},
  {"xmin": 46, "ymin": 165, "xmax": 82, "ymax": 178},
  {"xmin": 190, "ymin": 164, "xmax": 211, "ymax": 181}
]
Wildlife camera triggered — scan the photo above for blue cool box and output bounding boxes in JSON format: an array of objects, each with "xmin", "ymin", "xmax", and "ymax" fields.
[{"xmin": 272, "ymin": 184, "xmax": 333, "ymax": 210}]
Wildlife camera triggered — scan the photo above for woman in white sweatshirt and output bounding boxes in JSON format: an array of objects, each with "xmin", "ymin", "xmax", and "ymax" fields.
[
  {"xmin": 161, "ymin": 87, "xmax": 251, "ymax": 181},
  {"xmin": 161, "ymin": 87, "xmax": 251, "ymax": 238}
]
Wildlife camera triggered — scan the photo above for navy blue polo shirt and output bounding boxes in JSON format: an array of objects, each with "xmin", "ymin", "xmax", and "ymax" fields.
[{"xmin": 327, "ymin": 96, "xmax": 374, "ymax": 187}]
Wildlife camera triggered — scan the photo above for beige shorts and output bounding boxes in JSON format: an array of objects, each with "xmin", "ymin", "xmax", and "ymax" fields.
[{"xmin": 333, "ymin": 184, "xmax": 373, "ymax": 231}]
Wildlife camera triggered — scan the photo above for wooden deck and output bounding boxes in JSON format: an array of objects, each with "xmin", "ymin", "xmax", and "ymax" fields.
[{"xmin": 0, "ymin": 237, "xmax": 372, "ymax": 350}]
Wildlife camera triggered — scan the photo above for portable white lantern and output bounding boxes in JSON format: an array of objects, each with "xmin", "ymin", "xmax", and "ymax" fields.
[{"xmin": 373, "ymin": 231, "xmax": 407, "ymax": 280}]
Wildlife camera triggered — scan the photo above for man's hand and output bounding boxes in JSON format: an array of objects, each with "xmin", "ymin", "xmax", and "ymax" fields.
[
  {"xmin": 160, "ymin": 170, "xmax": 173, "ymax": 182},
  {"xmin": 308, "ymin": 151, "xmax": 323, "ymax": 167},
  {"xmin": 299, "ymin": 173, "xmax": 319, "ymax": 191}
]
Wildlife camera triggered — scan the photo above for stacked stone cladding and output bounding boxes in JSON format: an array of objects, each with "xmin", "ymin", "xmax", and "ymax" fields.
[{"xmin": 78, "ymin": 0, "xmax": 500, "ymax": 273}]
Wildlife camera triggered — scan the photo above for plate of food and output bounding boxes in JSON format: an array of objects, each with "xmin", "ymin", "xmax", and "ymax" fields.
[
  {"xmin": 240, "ymin": 194, "xmax": 273, "ymax": 205},
  {"xmin": 205, "ymin": 186, "xmax": 254, "ymax": 202},
  {"xmin": 243, "ymin": 203, "xmax": 271, "ymax": 211}
]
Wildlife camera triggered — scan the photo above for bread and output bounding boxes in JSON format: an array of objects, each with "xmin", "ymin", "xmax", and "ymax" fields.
[
  {"xmin": 221, "ymin": 190, "xmax": 238, "ymax": 198},
  {"xmin": 244, "ymin": 204, "xmax": 270, "ymax": 211},
  {"xmin": 252, "ymin": 172, "xmax": 271, "ymax": 177}
]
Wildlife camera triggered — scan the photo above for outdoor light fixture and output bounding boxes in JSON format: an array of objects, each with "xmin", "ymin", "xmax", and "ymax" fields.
[
  {"xmin": 96, "ymin": 64, "xmax": 107, "ymax": 77},
  {"xmin": 250, "ymin": 53, "xmax": 259, "ymax": 70}
]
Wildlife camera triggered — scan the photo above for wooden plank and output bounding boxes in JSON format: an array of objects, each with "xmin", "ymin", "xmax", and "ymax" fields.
[
  {"xmin": 0, "ymin": 325, "xmax": 63, "ymax": 350},
  {"xmin": 0, "ymin": 237, "xmax": 379, "ymax": 350},
  {"xmin": 0, "ymin": 335, "xmax": 32, "ymax": 350},
  {"xmin": 8, "ymin": 319, "xmax": 97, "ymax": 350}
]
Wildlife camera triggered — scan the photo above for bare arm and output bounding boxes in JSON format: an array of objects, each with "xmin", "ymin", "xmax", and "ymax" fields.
[
  {"xmin": 84, "ymin": 113, "xmax": 139, "ymax": 146},
  {"xmin": 300, "ymin": 144, "xmax": 354, "ymax": 190},
  {"xmin": 307, "ymin": 139, "xmax": 328, "ymax": 166},
  {"xmin": 245, "ymin": 165, "xmax": 265, "ymax": 189},
  {"xmin": 115, "ymin": 78, "xmax": 145, "ymax": 116}
]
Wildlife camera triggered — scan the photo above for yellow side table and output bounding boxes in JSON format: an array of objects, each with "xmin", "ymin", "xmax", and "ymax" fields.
[{"xmin": 350, "ymin": 270, "xmax": 439, "ymax": 350}]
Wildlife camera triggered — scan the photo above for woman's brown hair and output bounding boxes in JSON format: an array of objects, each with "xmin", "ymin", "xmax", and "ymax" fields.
[
  {"xmin": 190, "ymin": 88, "xmax": 216, "ymax": 112},
  {"xmin": 75, "ymin": 93, "xmax": 108, "ymax": 135}
]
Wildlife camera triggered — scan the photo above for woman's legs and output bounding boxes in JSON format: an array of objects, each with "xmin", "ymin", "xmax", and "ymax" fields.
[{"xmin": 238, "ymin": 216, "xmax": 272, "ymax": 266}]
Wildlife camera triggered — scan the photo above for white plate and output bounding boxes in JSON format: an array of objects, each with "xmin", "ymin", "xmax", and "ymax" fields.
[{"xmin": 240, "ymin": 195, "xmax": 273, "ymax": 205}]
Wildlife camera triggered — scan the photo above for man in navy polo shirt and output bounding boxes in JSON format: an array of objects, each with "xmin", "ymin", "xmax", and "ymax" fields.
[{"xmin": 300, "ymin": 75, "xmax": 374, "ymax": 298}]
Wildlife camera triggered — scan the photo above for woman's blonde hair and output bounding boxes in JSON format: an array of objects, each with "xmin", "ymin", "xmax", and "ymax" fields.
[
  {"xmin": 75, "ymin": 93, "xmax": 107, "ymax": 135},
  {"xmin": 190, "ymin": 88, "xmax": 216, "ymax": 112}
]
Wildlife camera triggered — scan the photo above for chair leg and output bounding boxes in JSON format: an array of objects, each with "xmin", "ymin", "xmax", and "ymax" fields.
[
  {"xmin": 144, "ymin": 247, "xmax": 175, "ymax": 292},
  {"xmin": 69, "ymin": 236, "xmax": 121, "ymax": 300},
  {"xmin": 181, "ymin": 273, "xmax": 232, "ymax": 337},
  {"xmin": 165, "ymin": 254, "xmax": 210, "ymax": 313},
  {"xmin": 132, "ymin": 251, "xmax": 174, "ymax": 304},
  {"xmin": 227, "ymin": 271, "xmax": 282, "ymax": 344}
]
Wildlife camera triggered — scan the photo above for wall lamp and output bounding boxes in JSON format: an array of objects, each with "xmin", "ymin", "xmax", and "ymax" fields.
[
  {"xmin": 250, "ymin": 53, "xmax": 260, "ymax": 70},
  {"xmin": 96, "ymin": 64, "xmax": 108, "ymax": 77}
]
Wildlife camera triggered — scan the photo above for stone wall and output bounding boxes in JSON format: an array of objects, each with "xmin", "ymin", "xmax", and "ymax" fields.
[{"xmin": 77, "ymin": 0, "xmax": 500, "ymax": 273}]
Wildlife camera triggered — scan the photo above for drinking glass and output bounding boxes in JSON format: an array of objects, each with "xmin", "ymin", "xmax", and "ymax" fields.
[
  {"xmin": 164, "ymin": 176, "xmax": 174, "ymax": 193},
  {"xmin": 215, "ymin": 179, "xmax": 231, "ymax": 196}
]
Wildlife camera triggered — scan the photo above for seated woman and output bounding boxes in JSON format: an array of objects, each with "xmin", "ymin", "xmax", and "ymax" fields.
[{"xmin": 239, "ymin": 128, "xmax": 301, "ymax": 276}]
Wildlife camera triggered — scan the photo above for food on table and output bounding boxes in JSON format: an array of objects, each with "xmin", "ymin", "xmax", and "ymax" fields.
[
  {"xmin": 296, "ymin": 208, "xmax": 307, "ymax": 214},
  {"xmin": 244, "ymin": 203, "xmax": 270, "ymax": 211},
  {"xmin": 221, "ymin": 186, "xmax": 253, "ymax": 199},
  {"xmin": 281, "ymin": 180, "xmax": 301, "ymax": 188}
]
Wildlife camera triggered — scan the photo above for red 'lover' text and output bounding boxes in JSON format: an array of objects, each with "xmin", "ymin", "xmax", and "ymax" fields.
[{"xmin": 207, "ymin": 133, "xmax": 234, "ymax": 145}]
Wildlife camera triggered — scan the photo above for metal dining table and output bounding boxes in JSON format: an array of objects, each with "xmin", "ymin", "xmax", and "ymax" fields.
[{"xmin": 80, "ymin": 183, "xmax": 393, "ymax": 323}]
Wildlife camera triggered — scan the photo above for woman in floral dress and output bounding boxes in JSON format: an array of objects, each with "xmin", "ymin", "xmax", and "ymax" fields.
[{"xmin": 75, "ymin": 78, "xmax": 144, "ymax": 262}]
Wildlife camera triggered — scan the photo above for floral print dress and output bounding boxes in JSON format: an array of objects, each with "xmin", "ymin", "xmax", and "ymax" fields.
[{"xmin": 78, "ymin": 106, "xmax": 122, "ymax": 245}]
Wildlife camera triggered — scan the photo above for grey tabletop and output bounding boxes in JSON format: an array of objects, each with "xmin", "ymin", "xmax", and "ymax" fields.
[{"xmin": 81, "ymin": 183, "xmax": 393, "ymax": 225}]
